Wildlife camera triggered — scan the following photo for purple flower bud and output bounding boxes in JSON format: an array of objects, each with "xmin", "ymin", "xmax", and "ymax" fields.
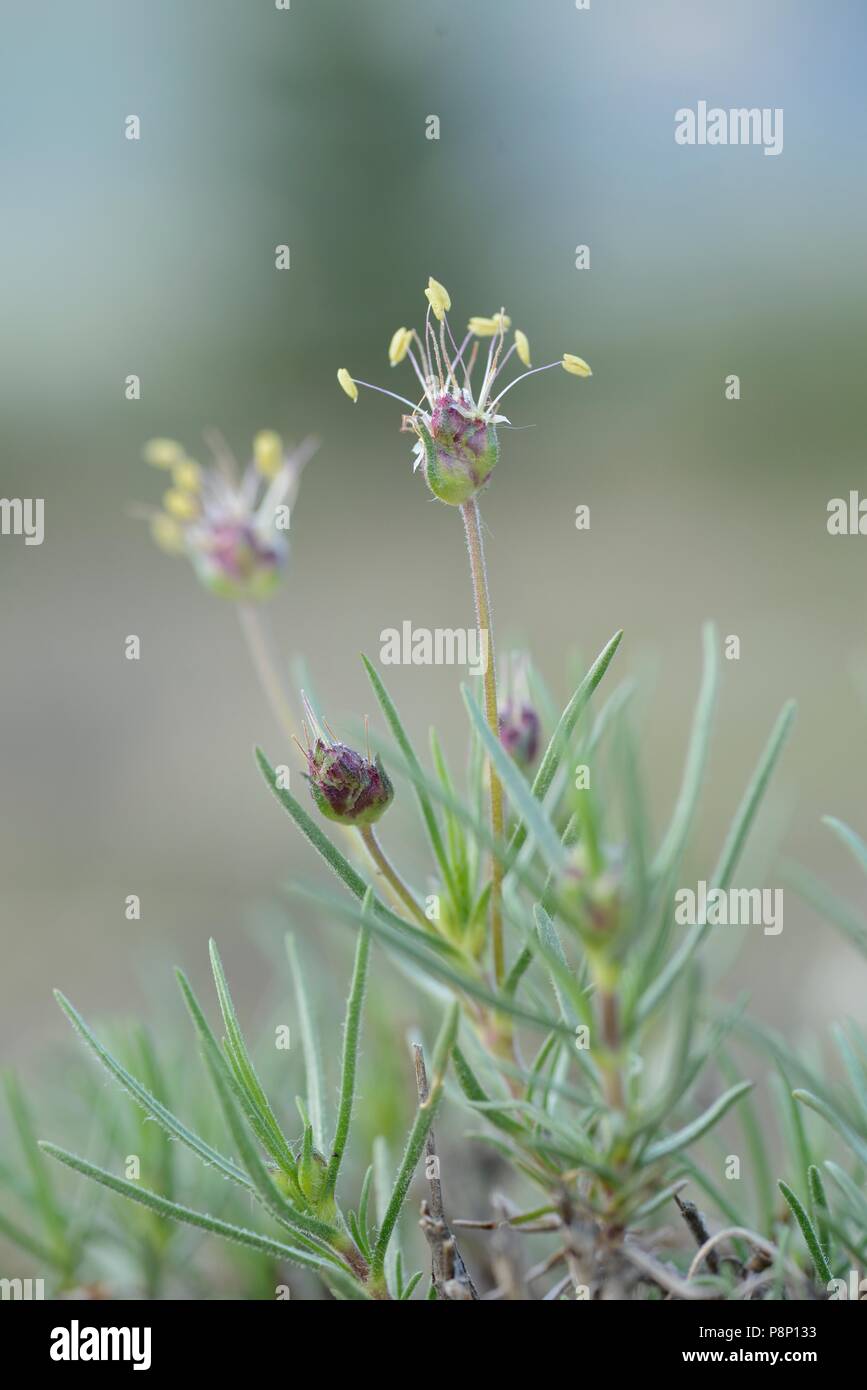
[
  {"xmin": 305, "ymin": 738, "xmax": 394, "ymax": 826},
  {"xmin": 498, "ymin": 700, "xmax": 541, "ymax": 770},
  {"xmin": 191, "ymin": 518, "xmax": 288, "ymax": 600}
]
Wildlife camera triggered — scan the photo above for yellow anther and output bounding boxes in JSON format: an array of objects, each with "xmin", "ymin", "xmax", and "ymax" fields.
[
  {"xmin": 253, "ymin": 430, "xmax": 284, "ymax": 480},
  {"xmin": 337, "ymin": 368, "xmax": 359, "ymax": 402},
  {"xmin": 562, "ymin": 354, "xmax": 592, "ymax": 378},
  {"xmin": 388, "ymin": 327, "xmax": 412, "ymax": 366},
  {"xmin": 143, "ymin": 438, "xmax": 185, "ymax": 469},
  {"xmin": 424, "ymin": 276, "xmax": 451, "ymax": 322},
  {"xmin": 163, "ymin": 487, "xmax": 200, "ymax": 521}
]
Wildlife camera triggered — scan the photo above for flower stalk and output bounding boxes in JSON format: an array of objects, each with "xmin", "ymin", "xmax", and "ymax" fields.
[
  {"xmin": 359, "ymin": 824, "xmax": 428, "ymax": 929},
  {"xmin": 461, "ymin": 497, "xmax": 505, "ymax": 985}
]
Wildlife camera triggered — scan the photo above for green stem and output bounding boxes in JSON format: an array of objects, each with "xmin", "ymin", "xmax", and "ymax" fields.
[
  {"xmin": 460, "ymin": 498, "xmax": 505, "ymax": 984},
  {"xmin": 359, "ymin": 824, "xmax": 428, "ymax": 928}
]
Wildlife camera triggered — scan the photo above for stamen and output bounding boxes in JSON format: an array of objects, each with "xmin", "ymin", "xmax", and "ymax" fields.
[
  {"xmin": 352, "ymin": 379, "xmax": 427, "ymax": 412},
  {"xmin": 487, "ymin": 362, "xmax": 562, "ymax": 411},
  {"xmin": 406, "ymin": 345, "xmax": 434, "ymax": 406},
  {"xmin": 410, "ymin": 327, "xmax": 430, "ymax": 376}
]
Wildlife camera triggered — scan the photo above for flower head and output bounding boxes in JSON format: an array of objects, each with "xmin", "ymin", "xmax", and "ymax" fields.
[
  {"xmin": 299, "ymin": 696, "xmax": 394, "ymax": 827},
  {"xmin": 337, "ymin": 278, "xmax": 591, "ymax": 506},
  {"xmin": 138, "ymin": 430, "xmax": 317, "ymax": 600}
]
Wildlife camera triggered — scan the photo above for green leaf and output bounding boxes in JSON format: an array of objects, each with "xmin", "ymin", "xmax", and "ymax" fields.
[
  {"xmin": 807, "ymin": 1164, "xmax": 831, "ymax": 1252},
  {"xmin": 256, "ymin": 746, "xmax": 371, "ymax": 897},
  {"xmin": 793, "ymin": 1090, "xmax": 867, "ymax": 1166},
  {"xmin": 778, "ymin": 1180, "xmax": 833, "ymax": 1284},
  {"xmin": 199, "ymin": 1040, "xmax": 338, "ymax": 1247},
  {"xmin": 462, "ymin": 684, "xmax": 566, "ymax": 870},
  {"xmin": 287, "ymin": 880, "xmax": 572, "ymax": 1038},
  {"xmin": 429, "ymin": 726, "xmax": 471, "ymax": 916},
  {"xmin": 4, "ymin": 1072, "xmax": 69, "ymax": 1269},
  {"xmin": 831, "ymin": 1022, "xmax": 867, "ymax": 1118},
  {"xmin": 823, "ymin": 1161, "xmax": 867, "ymax": 1226},
  {"xmin": 324, "ymin": 894, "xmax": 372, "ymax": 1199},
  {"xmin": 770, "ymin": 1069, "xmax": 812, "ymax": 1205},
  {"xmin": 361, "ymin": 655, "xmax": 458, "ymax": 901},
  {"xmin": 637, "ymin": 701, "xmax": 796, "ymax": 1023},
  {"xmin": 53, "ymin": 993, "xmax": 246, "ymax": 1186},
  {"xmin": 719, "ymin": 1052, "xmax": 775, "ymax": 1236},
  {"xmin": 507, "ymin": 630, "xmax": 623, "ymax": 864},
  {"xmin": 451, "ymin": 1045, "xmax": 526, "ymax": 1139},
  {"xmin": 39, "ymin": 1143, "xmax": 368, "ymax": 1298},
  {"xmin": 399, "ymin": 1270, "xmax": 424, "ymax": 1300},
  {"xmin": 823, "ymin": 815, "xmax": 867, "ymax": 878},
  {"xmin": 285, "ymin": 934, "xmax": 328, "ymax": 1153},
  {"xmin": 372, "ymin": 1136, "xmax": 399, "ymax": 1296},
  {"xmin": 176, "ymin": 970, "xmax": 336, "ymax": 1245},
  {"xmin": 209, "ymin": 940, "xmax": 295, "ymax": 1171},
  {"xmin": 370, "ymin": 1002, "xmax": 460, "ymax": 1285},
  {"xmin": 642, "ymin": 1081, "xmax": 753, "ymax": 1164},
  {"xmin": 712, "ymin": 700, "xmax": 797, "ymax": 891},
  {"xmin": 652, "ymin": 623, "xmax": 719, "ymax": 881},
  {"xmin": 784, "ymin": 861, "xmax": 867, "ymax": 958}
]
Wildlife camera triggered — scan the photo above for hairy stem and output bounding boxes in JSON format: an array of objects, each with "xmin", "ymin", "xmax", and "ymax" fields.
[
  {"xmin": 236, "ymin": 602, "xmax": 296, "ymax": 740},
  {"xmin": 359, "ymin": 825, "xmax": 428, "ymax": 928},
  {"xmin": 599, "ymin": 988, "xmax": 624, "ymax": 1110},
  {"xmin": 460, "ymin": 498, "xmax": 505, "ymax": 984}
]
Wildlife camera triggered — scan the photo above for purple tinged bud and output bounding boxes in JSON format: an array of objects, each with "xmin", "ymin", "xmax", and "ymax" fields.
[
  {"xmin": 305, "ymin": 739, "xmax": 394, "ymax": 826},
  {"xmin": 498, "ymin": 700, "xmax": 541, "ymax": 769},
  {"xmin": 191, "ymin": 519, "xmax": 288, "ymax": 600},
  {"xmin": 417, "ymin": 390, "xmax": 499, "ymax": 505}
]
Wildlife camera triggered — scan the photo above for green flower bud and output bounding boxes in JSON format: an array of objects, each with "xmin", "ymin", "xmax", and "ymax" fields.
[{"xmin": 415, "ymin": 391, "xmax": 499, "ymax": 505}]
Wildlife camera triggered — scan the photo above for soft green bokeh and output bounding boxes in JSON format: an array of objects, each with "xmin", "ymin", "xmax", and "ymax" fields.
[{"xmin": 2, "ymin": 0, "xmax": 866, "ymax": 1077}]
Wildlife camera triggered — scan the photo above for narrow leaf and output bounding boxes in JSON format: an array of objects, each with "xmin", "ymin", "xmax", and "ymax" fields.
[
  {"xmin": 286, "ymin": 934, "xmax": 327, "ymax": 1152},
  {"xmin": 324, "ymin": 895, "xmax": 372, "ymax": 1199},
  {"xmin": 642, "ymin": 1081, "xmax": 753, "ymax": 1163},
  {"xmin": 52, "ymin": 992, "xmax": 251, "ymax": 1190},
  {"xmin": 778, "ymin": 1180, "xmax": 833, "ymax": 1284},
  {"xmin": 652, "ymin": 623, "xmax": 719, "ymax": 880},
  {"xmin": 39, "ymin": 1143, "xmax": 367, "ymax": 1297},
  {"xmin": 508, "ymin": 630, "xmax": 623, "ymax": 862}
]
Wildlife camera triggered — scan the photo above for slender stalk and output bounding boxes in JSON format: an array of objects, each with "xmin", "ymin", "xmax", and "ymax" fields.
[
  {"xmin": 359, "ymin": 824, "xmax": 428, "ymax": 928},
  {"xmin": 236, "ymin": 602, "xmax": 296, "ymax": 741},
  {"xmin": 460, "ymin": 498, "xmax": 505, "ymax": 984}
]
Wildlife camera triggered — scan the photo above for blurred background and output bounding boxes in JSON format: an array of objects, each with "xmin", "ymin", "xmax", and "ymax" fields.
[{"xmin": 2, "ymin": 0, "xmax": 866, "ymax": 1293}]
